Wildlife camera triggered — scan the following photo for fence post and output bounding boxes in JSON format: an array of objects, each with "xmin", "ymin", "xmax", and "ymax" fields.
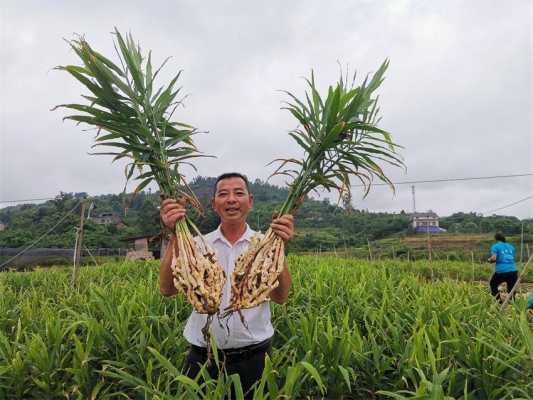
[
  {"xmin": 343, "ymin": 240, "xmax": 348, "ymax": 258},
  {"xmin": 72, "ymin": 201, "xmax": 87, "ymax": 286},
  {"xmin": 471, "ymin": 251, "xmax": 475, "ymax": 282},
  {"xmin": 427, "ymin": 228, "xmax": 432, "ymax": 262},
  {"xmin": 501, "ymin": 254, "xmax": 533, "ymax": 311}
]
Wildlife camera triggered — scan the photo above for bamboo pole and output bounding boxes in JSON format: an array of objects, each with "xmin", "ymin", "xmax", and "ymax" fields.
[
  {"xmin": 72, "ymin": 201, "xmax": 87, "ymax": 285},
  {"xmin": 520, "ymin": 222, "xmax": 524, "ymax": 263},
  {"xmin": 343, "ymin": 239, "xmax": 348, "ymax": 257},
  {"xmin": 367, "ymin": 238, "xmax": 373, "ymax": 261},
  {"xmin": 427, "ymin": 227, "xmax": 432, "ymax": 262},
  {"xmin": 501, "ymin": 254, "xmax": 533, "ymax": 311},
  {"xmin": 471, "ymin": 251, "xmax": 475, "ymax": 282}
]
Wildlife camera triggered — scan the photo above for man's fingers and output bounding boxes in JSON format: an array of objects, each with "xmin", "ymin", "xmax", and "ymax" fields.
[
  {"xmin": 161, "ymin": 203, "xmax": 186, "ymax": 216},
  {"xmin": 271, "ymin": 222, "xmax": 290, "ymax": 233},
  {"xmin": 161, "ymin": 205, "xmax": 186, "ymax": 229},
  {"xmin": 271, "ymin": 227, "xmax": 290, "ymax": 240},
  {"xmin": 271, "ymin": 221, "xmax": 294, "ymax": 242},
  {"xmin": 272, "ymin": 214, "xmax": 294, "ymax": 224}
]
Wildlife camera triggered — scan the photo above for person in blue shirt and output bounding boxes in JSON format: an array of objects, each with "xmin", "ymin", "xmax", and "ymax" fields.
[
  {"xmin": 488, "ymin": 232, "xmax": 518, "ymax": 302},
  {"xmin": 528, "ymin": 293, "xmax": 533, "ymax": 310}
]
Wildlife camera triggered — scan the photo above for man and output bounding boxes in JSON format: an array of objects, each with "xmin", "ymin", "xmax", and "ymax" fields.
[
  {"xmin": 488, "ymin": 232, "xmax": 518, "ymax": 302},
  {"xmin": 159, "ymin": 172, "xmax": 294, "ymax": 397}
]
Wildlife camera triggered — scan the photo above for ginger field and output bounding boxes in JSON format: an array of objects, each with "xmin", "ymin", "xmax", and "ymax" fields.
[{"xmin": 0, "ymin": 257, "xmax": 532, "ymax": 399}]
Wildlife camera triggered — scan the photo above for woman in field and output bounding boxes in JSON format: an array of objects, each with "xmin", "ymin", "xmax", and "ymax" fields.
[{"xmin": 488, "ymin": 232, "xmax": 518, "ymax": 302}]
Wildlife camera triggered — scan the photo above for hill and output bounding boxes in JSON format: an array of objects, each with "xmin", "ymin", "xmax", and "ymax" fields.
[{"xmin": 0, "ymin": 176, "xmax": 532, "ymax": 255}]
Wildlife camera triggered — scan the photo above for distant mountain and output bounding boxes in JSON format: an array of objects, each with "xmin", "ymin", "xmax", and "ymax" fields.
[{"xmin": 0, "ymin": 177, "xmax": 531, "ymax": 251}]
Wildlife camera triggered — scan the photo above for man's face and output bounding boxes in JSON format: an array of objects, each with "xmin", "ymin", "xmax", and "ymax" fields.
[{"xmin": 212, "ymin": 177, "xmax": 253, "ymax": 224}]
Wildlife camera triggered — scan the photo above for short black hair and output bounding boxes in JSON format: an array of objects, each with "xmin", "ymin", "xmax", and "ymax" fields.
[
  {"xmin": 495, "ymin": 232, "xmax": 506, "ymax": 242},
  {"xmin": 213, "ymin": 172, "xmax": 251, "ymax": 197}
]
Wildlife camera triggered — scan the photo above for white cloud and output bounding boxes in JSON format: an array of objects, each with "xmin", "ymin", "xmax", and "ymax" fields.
[{"xmin": 1, "ymin": 0, "xmax": 531, "ymax": 218}]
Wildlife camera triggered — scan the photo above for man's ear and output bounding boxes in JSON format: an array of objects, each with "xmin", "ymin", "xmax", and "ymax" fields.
[{"xmin": 249, "ymin": 193, "xmax": 254, "ymax": 208}]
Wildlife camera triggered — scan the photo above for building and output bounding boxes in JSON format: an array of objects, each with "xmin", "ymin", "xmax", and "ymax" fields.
[
  {"xmin": 92, "ymin": 212, "xmax": 126, "ymax": 228},
  {"xmin": 0, "ymin": 222, "xmax": 6, "ymax": 231},
  {"xmin": 123, "ymin": 233, "xmax": 161, "ymax": 261},
  {"xmin": 410, "ymin": 211, "xmax": 447, "ymax": 234}
]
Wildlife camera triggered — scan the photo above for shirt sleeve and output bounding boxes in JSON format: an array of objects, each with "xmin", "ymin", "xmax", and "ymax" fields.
[{"xmin": 490, "ymin": 244, "xmax": 498, "ymax": 256}]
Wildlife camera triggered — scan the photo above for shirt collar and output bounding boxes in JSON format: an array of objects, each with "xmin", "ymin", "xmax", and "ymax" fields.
[{"xmin": 213, "ymin": 223, "xmax": 255, "ymax": 247}]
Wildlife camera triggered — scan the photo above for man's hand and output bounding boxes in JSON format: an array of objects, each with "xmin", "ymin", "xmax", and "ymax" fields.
[
  {"xmin": 160, "ymin": 199, "xmax": 186, "ymax": 231},
  {"xmin": 271, "ymin": 214, "xmax": 294, "ymax": 242}
]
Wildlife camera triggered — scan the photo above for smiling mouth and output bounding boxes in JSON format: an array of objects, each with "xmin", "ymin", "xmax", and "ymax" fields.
[{"xmin": 225, "ymin": 208, "xmax": 240, "ymax": 214}]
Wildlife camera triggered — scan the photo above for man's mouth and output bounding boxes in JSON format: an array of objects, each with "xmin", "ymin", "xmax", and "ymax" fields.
[{"xmin": 225, "ymin": 207, "xmax": 240, "ymax": 215}]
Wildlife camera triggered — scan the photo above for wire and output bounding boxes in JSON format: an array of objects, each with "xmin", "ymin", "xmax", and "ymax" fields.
[
  {"xmin": 1, "ymin": 173, "xmax": 532, "ymax": 203},
  {"xmin": 350, "ymin": 173, "xmax": 533, "ymax": 187},
  {"xmin": 0, "ymin": 197, "xmax": 56, "ymax": 204},
  {"xmin": 483, "ymin": 194, "xmax": 533, "ymax": 214},
  {"xmin": 0, "ymin": 200, "xmax": 82, "ymax": 270}
]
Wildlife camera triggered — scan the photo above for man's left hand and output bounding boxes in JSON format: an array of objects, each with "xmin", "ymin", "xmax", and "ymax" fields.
[{"xmin": 271, "ymin": 214, "xmax": 294, "ymax": 242}]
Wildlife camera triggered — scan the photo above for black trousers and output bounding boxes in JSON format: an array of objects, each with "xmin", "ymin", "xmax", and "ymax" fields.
[
  {"xmin": 490, "ymin": 271, "xmax": 518, "ymax": 302},
  {"xmin": 183, "ymin": 340, "xmax": 271, "ymax": 399}
]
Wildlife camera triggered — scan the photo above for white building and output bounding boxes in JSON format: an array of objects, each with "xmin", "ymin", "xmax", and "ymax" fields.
[{"xmin": 410, "ymin": 211, "xmax": 446, "ymax": 233}]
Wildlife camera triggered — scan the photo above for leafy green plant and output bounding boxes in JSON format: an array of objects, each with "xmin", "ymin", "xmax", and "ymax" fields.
[
  {"xmin": 54, "ymin": 29, "xmax": 226, "ymax": 318},
  {"xmin": 54, "ymin": 28, "xmax": 204, "ymax": 201},
  {"xmin": 227, "ymin": 60, "xmax": 405, "ymax": 313},
  {"xmin": 274, "ymin": 60, "xmax": 404, "ymax": 214}
]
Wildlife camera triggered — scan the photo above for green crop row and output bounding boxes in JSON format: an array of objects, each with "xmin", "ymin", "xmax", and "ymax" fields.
[{"xmin": 0, "ymin": 257, "xmax": 531, "ymax": 399}]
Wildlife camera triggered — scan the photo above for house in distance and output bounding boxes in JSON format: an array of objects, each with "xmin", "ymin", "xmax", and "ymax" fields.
[{"xmin": 410, "ymin": 210, "xmax": 447, "ymax": 234}]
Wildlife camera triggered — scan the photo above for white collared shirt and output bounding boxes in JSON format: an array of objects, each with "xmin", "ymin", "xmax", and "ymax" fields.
[{"xmin": 183, "ymin": 224, "xmax": 274, "ymax": 349}]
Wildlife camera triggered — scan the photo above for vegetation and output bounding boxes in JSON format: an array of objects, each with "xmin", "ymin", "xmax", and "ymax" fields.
[
  {"xmin": 0, "ymin": 257, "xmax": 531, "ymax": 398},
  {"xmin": 225, "ymin": 61, "xmax": 405, "ymax": 312},
  {"xmin": 55, "ymin": 28, "xmax": 203, "ymax": 200},
  {"xmin": 0, "ymin": 178, "xmax": 532, "ymax": 258},
  {"xmin": 347, "ymin": 233, "xmax": 533, "ymax": 264}
]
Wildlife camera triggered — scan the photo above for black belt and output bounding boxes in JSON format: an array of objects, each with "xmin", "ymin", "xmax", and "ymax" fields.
[{"xmin": 190, "ymin": 338, "xmax": 272, "ymax": 361}]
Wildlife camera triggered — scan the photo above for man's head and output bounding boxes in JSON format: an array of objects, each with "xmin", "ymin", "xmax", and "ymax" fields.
[
  {"xmin": 212, "ymin": 173, "xmax": 253, "ymax": 224},
  {"xmin": 495, "ymin": 232, "xmax": 506, "ymax": 242}
]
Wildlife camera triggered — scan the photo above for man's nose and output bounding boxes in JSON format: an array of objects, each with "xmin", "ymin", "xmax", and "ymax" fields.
[{"xmin": 226, "ymin": 193, "xmax": 237, "ymax": 202}]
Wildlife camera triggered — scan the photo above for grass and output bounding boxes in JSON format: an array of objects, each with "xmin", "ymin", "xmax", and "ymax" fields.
[{"xmin": 0, "ymin": 257, "xmax": 531, "ymax": 399}]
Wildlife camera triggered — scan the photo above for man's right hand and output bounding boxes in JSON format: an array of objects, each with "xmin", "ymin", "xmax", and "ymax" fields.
[{"xmin": 160, "ymin": 198, "xmax": 186, "ymax": 231}]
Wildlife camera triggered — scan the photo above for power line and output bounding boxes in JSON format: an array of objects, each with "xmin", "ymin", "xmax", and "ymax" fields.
[
  {"xmin": 483, "ymin": 194, "xmax": 533, "ymax": 214},
  {"xmin": 0, "ymin": 200, "xmax": 83, "ymax": 270},
  {"xmin": 0, "ymin": 197, "xmax": 56, "ymax": 204},
  {"xmin": 1, "ymin": 173, "xmax": 531, "ymax": 204},
  {"xmin": 350, "ymin": 173, "xmax": 533, "ymax": 187}
]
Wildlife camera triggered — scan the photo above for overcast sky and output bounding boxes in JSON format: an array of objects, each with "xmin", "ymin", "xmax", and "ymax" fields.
[{"xmin": 1, "ymin": 1, "xmax": 532, "ymax": 218}]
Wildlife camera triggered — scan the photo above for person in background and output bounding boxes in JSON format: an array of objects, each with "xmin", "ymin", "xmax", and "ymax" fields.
[
  {"xmin": 528, "ymin": 293, "xmax": 533, "ymax": 311},
  {"xmin": 488, "ymin": 232, "xmax": 518, "ymax": 302}
]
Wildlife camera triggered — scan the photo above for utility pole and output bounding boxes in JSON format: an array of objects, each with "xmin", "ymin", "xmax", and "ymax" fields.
[
  {"xmin": 520, "ymin": 222, "xmax": 524, "ymax": 263},
  {"xmin": 411, "ymin": 185, "xmax": 416, "ymax": 213},
  {"xmin": 427, "ymin": 224, "xmax": 432, "ymax": 261},
  {"xmin": 72, "ymin": 201, "xmax": 87, "ymax": 285}
]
